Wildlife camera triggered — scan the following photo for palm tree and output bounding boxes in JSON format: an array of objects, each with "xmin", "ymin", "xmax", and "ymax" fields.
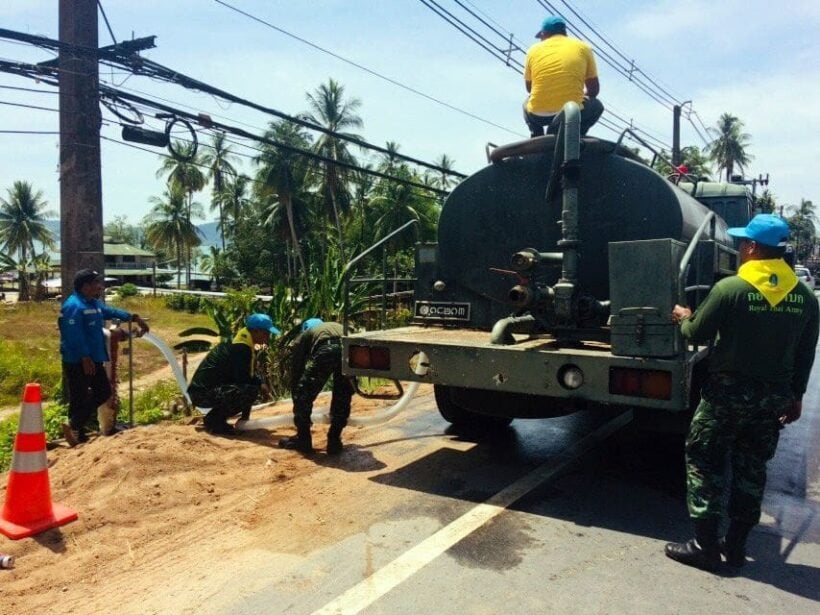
[
  {"xmin": 786, "ymin": 199, "xmax": 817, "ymax": 263},
  {"xmin": 255, "ymin": 121, "xmax": 313, "ymax": 289},
  {"xmin": 218, "ymin": 173, "xmax": 250, "ymax": 236},
  {"xmin": 431, "ymin": 154, "xmax": 457, "ymax": 191},
  {"xmin": 199, "ymin": 245, "xmax": 232, "ymax": 290},
  {"xmin": 303, "ymin": 79, "xmax": 364, "ymax": 260},
  {"xmin": 0, "ymin": 180, "xmax": 56, "ymax": 300},
  {"xmin": 201, "ymin": 132, "xmax": 239, "ymax": 250},
  {"xmin": 754, "ymin": 189, "xmax": 777, "ymax": 214},
  {"xmin": 156, "ymin": 142, "xmax": 207, "ymax": 286},
  {"xmin": 144, "ymin": 185, "xmax": 203, "ymax": 289},
  {"xmin": 705, "ymin": 113, "xmax": 753, "ymax": 181}
]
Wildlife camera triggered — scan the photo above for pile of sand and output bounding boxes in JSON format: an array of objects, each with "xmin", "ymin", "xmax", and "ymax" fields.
[{"xmin": 0, "ymin": 389, "xmax": 412, "ymax": 613}]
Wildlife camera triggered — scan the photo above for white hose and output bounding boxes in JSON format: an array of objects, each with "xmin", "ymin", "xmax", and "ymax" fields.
[
  {"xmin": 140, "ymin": 332, "xmax": 193, "ymax": 406},
  {"xmin": 236, "ymin": 351, "xmax": 430, "ymax": 431}
]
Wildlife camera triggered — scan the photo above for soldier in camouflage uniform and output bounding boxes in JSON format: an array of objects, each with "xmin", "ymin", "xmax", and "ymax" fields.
[
  {"xmin": 188, "ymin": 313, "xmax": 279, "ymax": 436},
  {"xmin": 279, "ymin": 318, "xmax": 354, "ymax": 455},
  {"xmin": 666, "ymin": 214, "xmax": 818, "ymax": 572}
]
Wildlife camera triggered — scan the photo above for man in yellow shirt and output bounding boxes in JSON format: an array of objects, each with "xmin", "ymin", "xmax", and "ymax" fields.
[{"xmin": 524, "ymin": 16, "xmax": 603, "ymax": 137}]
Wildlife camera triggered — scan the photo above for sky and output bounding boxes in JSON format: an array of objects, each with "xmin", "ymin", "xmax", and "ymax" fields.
[{"xmin": 0, "ymin": 0, "xmax": 818, "ymax": 226}]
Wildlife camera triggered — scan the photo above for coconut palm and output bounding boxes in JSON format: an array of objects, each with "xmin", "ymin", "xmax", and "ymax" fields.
[
  {"xmin": 0, "ymin": 180, "xmax": 56, "ymax": 300},
  {"xmin": 754, "ymin": 189, "xmax": 776, "ymax": 215},
  {"xmin": 256, "ymin": 121, "xmax": 313, "ymax": 288},
  {"xmin": 219, "ymin": 173, "xmax": 250, "ymax": 235},
  {"xmin": 145, "ymin": 184, "xmax": 203, "ymax": 289},
  {"xmin": 201, "ymin": 132, "xmax": 239, "ymax": 249},
  {"xmin": 705, "ymin": 113, "xmax": 753, "ymax": 181},
  {"xmin": 431, "ymin": 154, "xmax": 457, "ymax": 191},
  {"xmin": 156, "ymin": 142, "xmax": 207, "ymax": 285},
  {"xmin": 303, "ymin": 79, "xmax": 364, "ymax": 260},
  {"xmin": 786, "ymin": 199, "xmax": 817, "ymax": 263}
]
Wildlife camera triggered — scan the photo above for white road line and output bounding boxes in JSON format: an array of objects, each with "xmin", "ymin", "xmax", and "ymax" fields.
[{"xmin": 312, "ymin": 410, "xmax": 634, "ymax": 615}]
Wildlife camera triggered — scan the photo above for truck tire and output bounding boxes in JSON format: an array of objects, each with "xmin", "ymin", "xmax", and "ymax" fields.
[{"xmin": 434, "ymin": 385, "xmax": 513, "ymax": 429}]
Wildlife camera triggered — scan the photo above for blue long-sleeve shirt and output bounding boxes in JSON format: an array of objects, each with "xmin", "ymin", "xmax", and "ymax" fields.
[{"xmin": 59, "ymin": 292, "xmax": 131, "ymax": 364}]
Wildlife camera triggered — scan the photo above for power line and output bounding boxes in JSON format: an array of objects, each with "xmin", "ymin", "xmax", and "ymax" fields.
[
  {"xmin": 0, "ymin": 129, "xmax": 59, "ymax": 134},
  {"xmin": 0, "ymin": 26, "xmax": 471, "ymax": 178},
  {"xmin": 99, "ymin": 83, "xmax": 452, "ymax": 196},
  {"xmin": 211, "ymin": 0, "xmax": 524, "ymax": 139},
  {"xmin": 418, "ymin": 0, "xmax": 524, "ymax": 70},
  {"xmin": 0, "ymin": 83, "xmax": 59, "ymax": 95},
  {"xmin": 0, "ymin": 99, "xmax": 59, "ymax": 113},
  {"xmin": 556, "ymin": 0, "xmax": 683, "ymax": 105},
  {"xmin": 419, "ymin": 1, "xmax": 672, "ymax": 149},
  {"xmin": 535, "ymin": 0, "xmax": 677, "ymax": 109}
]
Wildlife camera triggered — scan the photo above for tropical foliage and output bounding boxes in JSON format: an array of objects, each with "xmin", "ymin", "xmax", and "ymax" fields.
[
  {"xmin": 786, "ymin": 199, "xmax": 817, "ymax": 263},
  {"xmin": 705, "ymin": 113, "xmax": 753, "ymax": 181},
  {"xmin": 0, "ymin": 180, "xmax": 56, "ymax": 300}
]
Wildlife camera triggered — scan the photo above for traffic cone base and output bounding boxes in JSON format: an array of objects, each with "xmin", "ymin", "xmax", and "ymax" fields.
[
  {"xmin": 0, "ymin": 503, "xmax": 78, "ymax": 540},
  {"xmin": 0, "ymin": 383, "xmax": 78, "ymax": 540}
]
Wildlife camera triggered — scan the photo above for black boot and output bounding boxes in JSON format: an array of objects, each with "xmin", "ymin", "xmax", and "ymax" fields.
[
  {"xmin": 326, "ymin": 425, "xmax": 344, "ymax": 455},
  {"xmin": 720, "ymin": 520, "xmax": 754, "ymax": 568},
  {"xmin": 665, "ymin": 518, "xmax": 721, "ymax": 572},
  {"xmin": 279, "ymin": 426, "xmax": 313, "ymax": 453}
]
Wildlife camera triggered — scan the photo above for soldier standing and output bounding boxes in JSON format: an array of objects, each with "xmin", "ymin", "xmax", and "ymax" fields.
[
  {"xmin": 279, "ymin": 318, "xmax": 354, "ymax": 455},
  {"xmin": 666, "ymin": 214, "xmax": 819, "ymax": 571}
]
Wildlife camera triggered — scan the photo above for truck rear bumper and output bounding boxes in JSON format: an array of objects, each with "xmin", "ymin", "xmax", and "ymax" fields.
[{"xmin": 343, "ymin": 326, "xmax": 706, "ymax": 412}]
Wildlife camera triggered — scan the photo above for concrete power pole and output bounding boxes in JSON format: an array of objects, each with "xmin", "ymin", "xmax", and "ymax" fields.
[{"xmin": 59, "ymin": 0, "xmax": 104, "ymax": 289}]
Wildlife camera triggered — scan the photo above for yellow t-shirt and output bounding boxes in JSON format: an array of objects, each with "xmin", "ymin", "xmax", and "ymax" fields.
[{"xmin": 524, "ymin": 35, "xmax": 597, "ymax": 114}]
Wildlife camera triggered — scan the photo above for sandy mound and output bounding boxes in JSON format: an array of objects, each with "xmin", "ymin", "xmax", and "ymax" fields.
[{"xmin": 0, "ymin": 387, "xmax": 422, "ymax": 614}]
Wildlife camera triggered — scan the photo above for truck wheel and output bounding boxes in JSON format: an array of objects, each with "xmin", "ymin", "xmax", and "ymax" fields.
[{"xmin": 434, "ymin": 385, "xmax": 513, "ymax": 429}]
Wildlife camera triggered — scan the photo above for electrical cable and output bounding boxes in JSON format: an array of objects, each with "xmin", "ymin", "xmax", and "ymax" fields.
[
  {"xmin": 0, "ymin": 130, "xmax": 59, "ymax": 134},
  {"xmin": 97, "ymin": 0, "xmax": 118, "ymax": 46},
  {"xmin": 98, "ymin": 83, "xmax": 451, "ymax": 196},
  {"xmin": 418, "ymin": 0, "xmax": 524, "ymax": 70},
  {"xmin": 211, "ymin": 0, "xmax": 524, "ymax": 139},
  {"xmin": 557, "ymin": 0, "xmax": 684, "ymax": 104},
  {"xmin": 0, "ymin": 36, "xmax": 471, "ymax": 180},
  {"xmin": 0, "ymin": 99, "xmax": 59, "ymax": 113},
  {"xmin": 534, "ymin": 0, "xmax": 677, "ymax": 109}
]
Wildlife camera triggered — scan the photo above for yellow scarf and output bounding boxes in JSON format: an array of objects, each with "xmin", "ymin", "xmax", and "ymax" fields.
[
  {"xmin": 737, "ymin": 259, "xmax": 799, "ymax": 307},
  {"xmin": 232, "ymin": 327, "xmax": 256, "ymax": 376}
]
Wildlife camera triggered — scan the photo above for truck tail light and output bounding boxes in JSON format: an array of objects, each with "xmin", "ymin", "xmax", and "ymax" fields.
[
  {"xmin": 609, "ymin": 367, "xmax": 672, "ymax": 400},
  {"xmin": 349, "ymin": 345, "xmax": 391, "ymax": 371}
]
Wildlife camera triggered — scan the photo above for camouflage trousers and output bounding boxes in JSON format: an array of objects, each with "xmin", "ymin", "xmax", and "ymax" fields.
[
  {"xmin": 292, "ymin": 341, "xmax": 354, "ymax": 430},
  {"xmin": 188, "ymin": 383, "xmax": 260, "ymax": 429},
  {"xmin": 686, "ymin": 375, "xmax": 790, "ymax": 524}
]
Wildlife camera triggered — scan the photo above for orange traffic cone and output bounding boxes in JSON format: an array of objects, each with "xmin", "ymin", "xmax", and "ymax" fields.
[{"xmin": 0, "ymin": 384, "xmax": 78, "ymax": 540}]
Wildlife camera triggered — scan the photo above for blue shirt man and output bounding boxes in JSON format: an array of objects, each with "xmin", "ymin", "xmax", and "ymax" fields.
[{"xmin": 59, "ymin": 269, "xmax": 149, "ymax": 445}]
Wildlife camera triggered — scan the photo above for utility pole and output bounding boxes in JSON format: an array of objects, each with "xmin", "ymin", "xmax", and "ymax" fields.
[
  {"xmin": 59, "ymin": 0, "xmax": 104, "ymax": 289},
  {"xmin": 672, "ymin": 104, "xmax": 681, "ymax": 166}
]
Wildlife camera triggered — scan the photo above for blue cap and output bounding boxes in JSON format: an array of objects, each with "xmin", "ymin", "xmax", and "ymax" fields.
[
  {"xmin": 535, "ymin": 16, "xmax": 566, "ymax": 38},
  {"xmin": 245, "ymin": 313, "xmax": 280, "ymax": 335},
  {"xmin": 301, "ymin": 317, "xmax": 323, "ymax": 332},
  {"xmin": 727, "ymin": 214, "xmax": 790, "ymax": 248}
]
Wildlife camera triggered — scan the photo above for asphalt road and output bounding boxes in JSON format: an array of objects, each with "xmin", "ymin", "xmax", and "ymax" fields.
[{"xmin": 217, "ymin": 352, "xmax": 820, "ymax": 614}]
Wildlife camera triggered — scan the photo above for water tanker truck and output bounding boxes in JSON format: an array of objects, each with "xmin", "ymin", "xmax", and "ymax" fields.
[{"xmin": 342, "ymin": 103, "xmax": 750, "ymax": 432}]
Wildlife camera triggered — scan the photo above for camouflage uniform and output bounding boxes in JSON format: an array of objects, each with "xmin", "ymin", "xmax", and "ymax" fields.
[
  {"xmin": 686, "ymin": 375, "xmax": 790, "ymax": 524},
  {"xmin": 188, "ymin": 383, "xmax": 260, "ymax": 431},
  {"xmin": 292, "ymin": 339, "xmax": 354, "ymax": 431}
]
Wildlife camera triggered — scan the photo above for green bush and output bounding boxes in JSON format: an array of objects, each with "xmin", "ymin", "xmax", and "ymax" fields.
[
  {"xmin": 117, "ymin": 283, "xmax": 139, "ymax": 298},
  {"xmin": 0, "ymin": 339, "xmax": 62, "ymax": 406},
  {"xmin": 122, "ymin": 380, "xmax": 183, "ymax": 425}
]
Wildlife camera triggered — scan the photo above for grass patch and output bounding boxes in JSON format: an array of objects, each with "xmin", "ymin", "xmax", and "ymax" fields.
[
  {"xmin": 0, "ymin": 297, "xmax": 212, "ymax": 407},
  {"xmin": 0, "ymin": 379, "xmax": 189, "ymax": 472}
]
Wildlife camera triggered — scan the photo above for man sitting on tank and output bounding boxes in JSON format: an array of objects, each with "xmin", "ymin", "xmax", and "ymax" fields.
[{"xmin": 523, "ymin": 16, "xmax": 604, "ymax": 137}]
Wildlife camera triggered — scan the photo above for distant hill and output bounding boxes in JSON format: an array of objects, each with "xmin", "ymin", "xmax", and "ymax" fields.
[{"xmin": 42, "ymin": 220, "xmax": 223, "ymax": 248}]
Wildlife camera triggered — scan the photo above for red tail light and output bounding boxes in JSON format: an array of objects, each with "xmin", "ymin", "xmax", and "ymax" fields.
[
  {"xmin": 349, "ymin": 345, "xmax": 391, "ymax": 371},
  {"xmin": 609, "ymin": 367, "xmax": 672, "ymax": 400}
]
